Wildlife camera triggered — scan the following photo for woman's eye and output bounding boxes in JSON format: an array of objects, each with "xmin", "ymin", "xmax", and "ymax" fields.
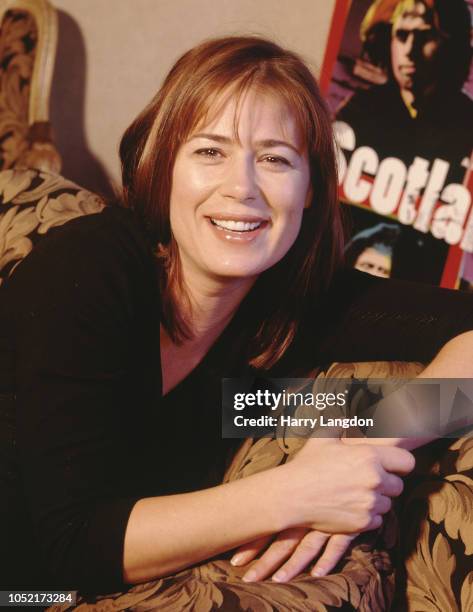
[
  {"xmin": 262, "ymin": 155, "xmax": 291, "ymax": 166},
  {"xmin": 195, "ymin": 148, "xmax": 223, "ymax": 159}
]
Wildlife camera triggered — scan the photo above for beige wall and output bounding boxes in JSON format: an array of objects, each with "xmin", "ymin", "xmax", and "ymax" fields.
[{"xmin": 50, "ymin": 0, "xmax": 336, "ymax": 197}]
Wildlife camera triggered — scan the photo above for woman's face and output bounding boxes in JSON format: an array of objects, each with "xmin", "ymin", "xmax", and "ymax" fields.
[{"xmin": 169, "ymin": 88, "xmax": 312, "ymax": 285}]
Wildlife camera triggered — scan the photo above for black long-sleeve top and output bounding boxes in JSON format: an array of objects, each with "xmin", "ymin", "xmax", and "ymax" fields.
[
  {"xmin": 2, "ymin": 205, "xmax": 473, "ymax": 593},
  {"xmin": 1, "ymin": 207, "xmax": 163, "ymax": 592}
]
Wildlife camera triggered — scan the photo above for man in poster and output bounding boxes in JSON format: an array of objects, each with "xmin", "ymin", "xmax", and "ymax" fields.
[{"xmin": 337, "ymin": 0, "xmax": 472, "ymax": 176}]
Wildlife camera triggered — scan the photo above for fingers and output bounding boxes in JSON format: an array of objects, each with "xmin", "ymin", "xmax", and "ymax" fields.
[
  {"xmin": 365, "ymin": 513, "xmax": 383, "ymax": 531},
  {"xmin": 310, "ymin": 534, "xmax": 357, "ymax": 578},
  {"xmin": 240, "ymin": 530, "xmax": 357, "ymax": 583},
  {"xmin": 241, "ymin": 527, "xmax": 310, "ymax": 582},
  {"xmin": 357, "ymin": 493, "xmax": 390, "ymax": 534},
  {"xmin": 374, "ymin": 494, "xmax": 392, "ymax": 516},
  {"xmin": 271, "ymin": 531, "xmax": 330, "ymax": 583},
  {"xmin": 379, "ymin": 472, "xmax": 404, "ymax": 497},
  {"xmin": 377, "ymin": 446, "xmax": 415, "ymax": 475},
  {"xmin": 230, "ymin": 535, "xmax": 272, "ymax": 567}
]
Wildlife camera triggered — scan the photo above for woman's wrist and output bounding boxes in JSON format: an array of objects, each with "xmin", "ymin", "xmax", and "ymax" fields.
[{"xmin": 255, "ymin": 464, "xmax": 296, "ymax": 532}]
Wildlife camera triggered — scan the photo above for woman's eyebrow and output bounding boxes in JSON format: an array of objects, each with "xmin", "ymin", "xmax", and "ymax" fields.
[
  {"xmin": 190, "ymin": 133, "xmax": 300, "ymax": 153},
  {"xmin": 190, "ymin": 133, "xmax": 232, "ymax": 144},
  {"xmin": 255, "ymin": 139, "xmax": 300, "ymax": 154}
]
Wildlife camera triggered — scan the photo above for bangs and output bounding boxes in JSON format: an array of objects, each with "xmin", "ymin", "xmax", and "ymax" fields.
[{"xmin": 176, "ymin": 66, "xmax": 314, "ymax": 156}]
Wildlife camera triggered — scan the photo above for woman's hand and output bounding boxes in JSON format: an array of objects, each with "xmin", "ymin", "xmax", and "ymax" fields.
[
  {"xmin": 231, "ymin": 528, "xmax": 358, "ymax": 582},
  {"xmin": 277, "ymin": 437, "xmax": 413, "ymax": 534},
  {"xmin": 229, "ymin": 437, "xmax": 412, "ymax": 583}
]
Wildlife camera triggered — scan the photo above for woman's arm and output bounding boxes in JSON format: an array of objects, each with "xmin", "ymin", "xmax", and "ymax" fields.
[
  {"xmin": 122, "ymin": 438, "xmax": 413, "ymax": 583},
  {"xmin": 343, "ymin": 329, "xmax": 473, "ymax": 451}
]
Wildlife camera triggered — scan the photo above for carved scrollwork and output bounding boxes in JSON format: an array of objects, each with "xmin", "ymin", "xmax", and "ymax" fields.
[{"xmin": 0, "ymin": 1, "xmax": 60, "ymax": 172}]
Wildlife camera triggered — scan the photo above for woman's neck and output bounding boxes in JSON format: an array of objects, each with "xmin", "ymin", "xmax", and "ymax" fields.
[
  {"xmin": 183, "ymin": 264, "xmax": 256, "ymax": 349},
  {"xmin": 160, "ymin": 262, "xmax": 256, "ymax": 395}
]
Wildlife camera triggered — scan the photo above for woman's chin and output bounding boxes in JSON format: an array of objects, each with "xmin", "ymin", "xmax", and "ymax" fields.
[
  {"xmin": 202, "ymin": 258, "xmax": 268, "ymax": 282},
  {"xmin": 211, "ymin": 266, "xmax": 262, "ymax": 281}
]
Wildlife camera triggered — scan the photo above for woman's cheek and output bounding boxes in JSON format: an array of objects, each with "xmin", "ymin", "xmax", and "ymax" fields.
[
  {"xmin": 275, "ymin": 211, "xmax": 303, "ymax": 257},
  {"xmin": 184, "ymin": 165, "xmax": 211, "ymax": 192}
]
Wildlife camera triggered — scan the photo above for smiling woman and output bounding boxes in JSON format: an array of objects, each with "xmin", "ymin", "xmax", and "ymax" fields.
[
  {"xmin": 120, "ymin": 37, "xmax": 342, "ymax": 371},
  {"xmin": 3, "ymin": 35, "xmax": 473, "ymax": 605}
]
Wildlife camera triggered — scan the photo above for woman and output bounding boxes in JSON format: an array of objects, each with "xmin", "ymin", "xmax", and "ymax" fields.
[{"xmin": 2, "ymin": 36, "xmax": 473, "ymax": 594}]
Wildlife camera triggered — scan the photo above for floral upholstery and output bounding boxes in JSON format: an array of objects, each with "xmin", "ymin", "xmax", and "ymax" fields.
[
  {"xmin": 394, "ymin": 435, "xmax": 473, "ymax": 611},
  {"xmin": 2, "ymin": 169, "xmax": 473, "ymax": 611},
  {"xmin": 0, "ymin": 168, "xmax": 104, "ymax": 285}
]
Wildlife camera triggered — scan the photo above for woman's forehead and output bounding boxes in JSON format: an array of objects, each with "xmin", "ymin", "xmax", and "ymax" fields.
[{"xmin": 188, "ymin": 85, "xmax": 306, "ymax": 147}]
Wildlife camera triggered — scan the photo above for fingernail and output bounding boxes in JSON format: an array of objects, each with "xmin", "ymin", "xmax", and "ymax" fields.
[
  {"xmin": 272, "ymin": 570, "xmax": 286, "ymax": 582},
  {"xmin": 311, "ymin": 569, "xmax": 324, "ymax": 577},
  {"xmin": 242, "ymin": 570, "xmax": 257, "ymax": 582},
  {"xmin": 231, "ymin": 554, "xmax": 243, "ymax": 566}
]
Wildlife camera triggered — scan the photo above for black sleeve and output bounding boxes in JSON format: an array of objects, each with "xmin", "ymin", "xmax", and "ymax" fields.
[
  {"xmin": 314, "ymin": 268, "xmax": 473, "ymax": 364},
  {"xmin": 9, "ymin": 208, "xmax": 159, "ymax": 592}
]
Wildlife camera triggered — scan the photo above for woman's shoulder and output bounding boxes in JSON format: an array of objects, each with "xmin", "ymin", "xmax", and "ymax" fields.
[
  {"xmin": 2, "ymin": 205, "xmax": 158, "ymax": 309},
  {"xmin": 35, "ymin": 204, "xmax": 152, "ymax": 261},
  {"xmin": 14, "ymin": 205, "xmax": 153, "ymax": 278}
]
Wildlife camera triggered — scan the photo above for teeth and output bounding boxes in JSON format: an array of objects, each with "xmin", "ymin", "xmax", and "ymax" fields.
[{"xmin": 211, "ymin": 219, "xmax": 262, "ymax": 232}]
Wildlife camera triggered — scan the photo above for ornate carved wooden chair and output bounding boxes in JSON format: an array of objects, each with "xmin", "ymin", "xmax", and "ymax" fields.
[
  {"xmin": 0, "ymin": 0, "xmax": 103, "ymax": 287},
  {"xmin": 0, "ymin": 0, "xmax": 61, "ymax": 172}
]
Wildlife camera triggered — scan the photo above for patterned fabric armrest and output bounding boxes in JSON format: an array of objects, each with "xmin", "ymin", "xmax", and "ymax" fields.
[{"xmin": 0, "ymin": 168, "xmax": 104, "ymax": 286}]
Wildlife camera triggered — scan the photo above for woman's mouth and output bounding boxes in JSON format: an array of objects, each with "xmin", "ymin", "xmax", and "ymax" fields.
[
  {"xmin": 206, "ymin": 216, "xmax": 269, "ymax": 242},
  {"xmin": 210, "ymin": 218, "xmax": 263, "ymax": 232}
]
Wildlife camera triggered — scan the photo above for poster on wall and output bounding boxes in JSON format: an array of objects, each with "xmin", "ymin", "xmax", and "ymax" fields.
[{"xmin": 321, "ymin": 0, "xmax": 473, "ymax": 287}]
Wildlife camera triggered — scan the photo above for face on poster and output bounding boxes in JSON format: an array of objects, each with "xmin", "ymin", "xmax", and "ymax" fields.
[{"xmin": 323, "ymin": 0, "xmax": 473, "ymax": 286}]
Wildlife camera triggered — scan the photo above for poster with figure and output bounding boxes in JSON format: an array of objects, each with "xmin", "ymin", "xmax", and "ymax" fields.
[{"xmin": 321, "ymin": 0, "xmax": 473, "ymax": 286}]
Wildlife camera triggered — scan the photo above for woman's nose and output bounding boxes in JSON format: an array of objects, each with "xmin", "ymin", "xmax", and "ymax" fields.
[{"xmin": 221, "ymin": 155, "xmax": 257, "ymax": 202}]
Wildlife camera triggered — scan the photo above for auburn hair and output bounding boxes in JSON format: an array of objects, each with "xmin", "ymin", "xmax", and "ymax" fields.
[{"xmin": 119, "ymin": 36, "xmax": 344, "ymax": 369}]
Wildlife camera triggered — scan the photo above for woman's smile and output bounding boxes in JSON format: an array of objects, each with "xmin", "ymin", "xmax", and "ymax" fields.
[
  {"xmin": 207, "ymin": 215, "xmax": 270, "ymax": 242},
  {"xmin": 169, "ymin": 87, "xmax": 311, "ymax": 283}
]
